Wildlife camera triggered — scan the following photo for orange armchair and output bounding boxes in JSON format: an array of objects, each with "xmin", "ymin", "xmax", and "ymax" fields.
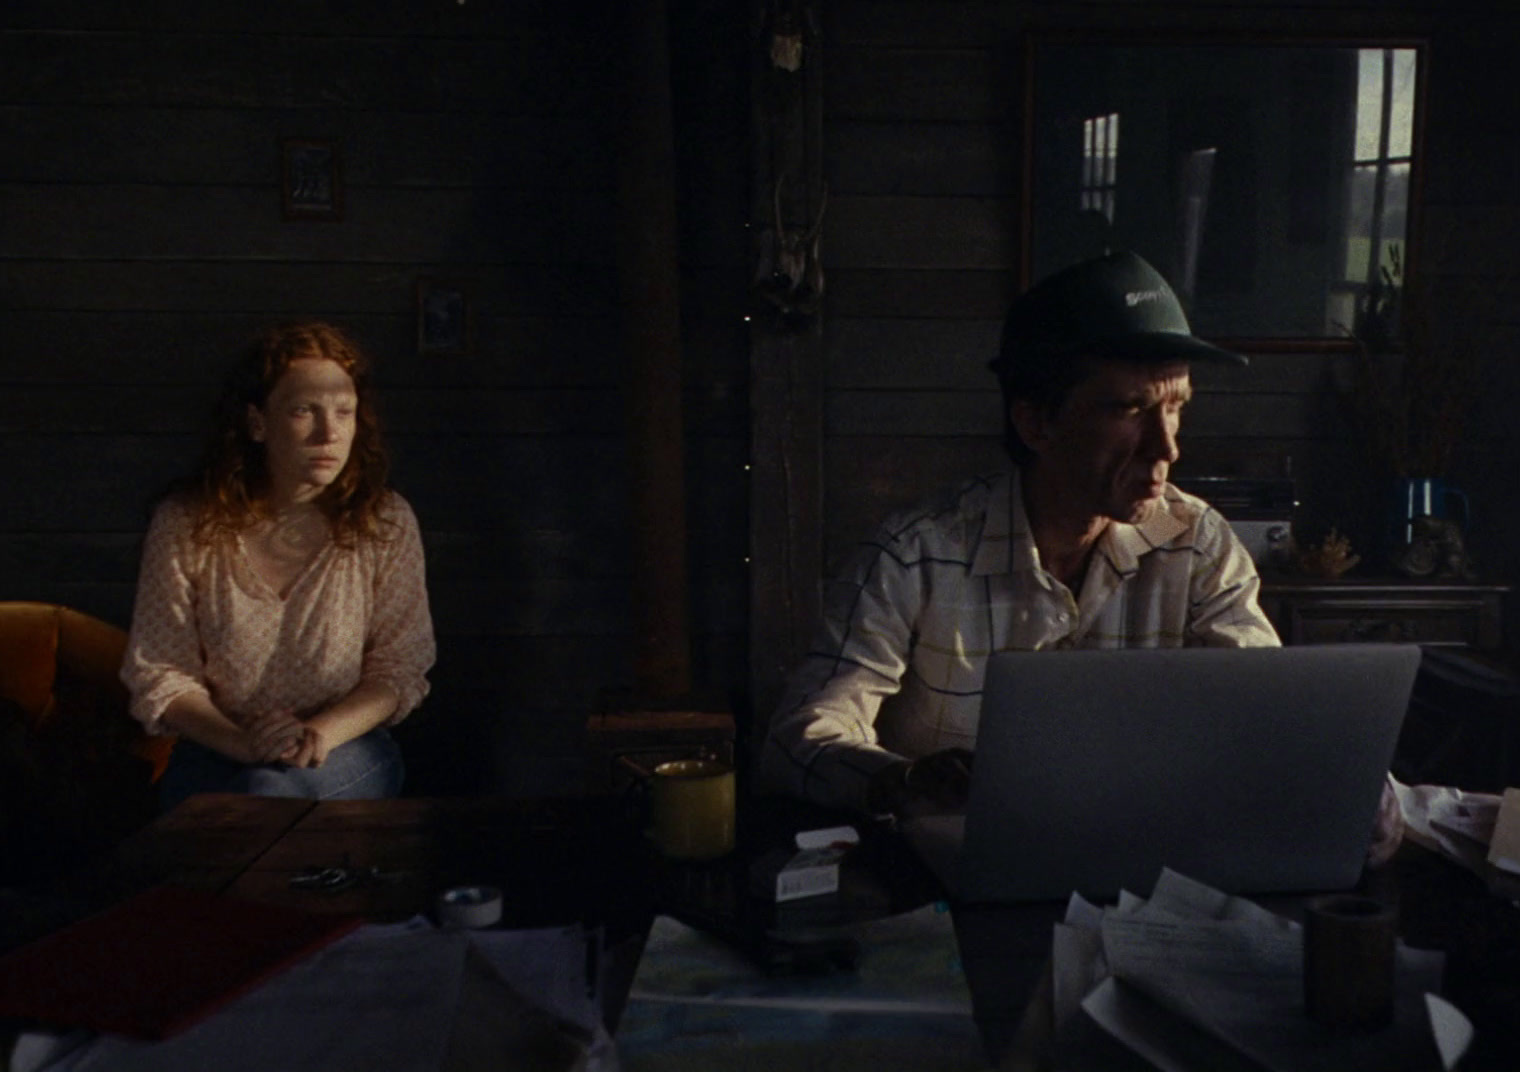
[{"xmin": 0, "ymin": 602, "xmax": 175, "ymax": 885}]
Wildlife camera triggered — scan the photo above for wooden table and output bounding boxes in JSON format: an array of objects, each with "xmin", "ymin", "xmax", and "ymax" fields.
[
  {"xmin": 185, "ymin": 794, "xmax": 650, "ymax": 926},
  {"xmin": 44, "ymin": 792, "xmax": 649, "ymax": 923},
  {"xmin": 0, "ymin": 792, "xmax": 657, "ymax": 1043},
  {"xmin": 8, "ymin": 795, "xmax": 1520, "ymax": 1070},
  {"xmin": 0, "ymin": 793, "xmax": 669, "ymax": 1072}
]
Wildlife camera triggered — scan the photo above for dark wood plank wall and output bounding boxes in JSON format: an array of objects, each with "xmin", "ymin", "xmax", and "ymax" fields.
[
  {"xmin": 816, "ymin": 0, "xmax": 1519, "ymax": 600},
  {"xmin": 747, "ymin": 0, "xmax": 1520, "ymax": 722},
  {"xmin": 824, "ymin": 0, "xmax": 1377, "ymax": 569},
  {"xmin": 4, "ymin": 0, "xmax": 1517, "ymax": 787},
  {"xmin": 0, "ymin": 0, "xmax": 751, "ymax": 794}
]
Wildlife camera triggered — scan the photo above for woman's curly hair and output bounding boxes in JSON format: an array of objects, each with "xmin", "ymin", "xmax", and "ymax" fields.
[{"xmin": 187, "ymin": 321, "xmax": 391, "ymax": 548}]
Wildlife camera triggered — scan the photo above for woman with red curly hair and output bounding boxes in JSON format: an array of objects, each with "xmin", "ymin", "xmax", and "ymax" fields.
[{"xmin": 123, "ymin": 322, "xmax": 435, "ymax": 810}]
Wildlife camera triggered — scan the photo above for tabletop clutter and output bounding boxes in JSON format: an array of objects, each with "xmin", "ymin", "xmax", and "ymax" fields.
[
  {"xmin": 2, "ymin": 790, "xmax": 1518, "ymax": 1071},
  {"xmin": 1044, "ymin": 868, "xmax": 1471, "ymax": 1072}
]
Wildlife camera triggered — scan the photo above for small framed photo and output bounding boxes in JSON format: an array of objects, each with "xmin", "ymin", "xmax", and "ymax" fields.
[
  {"xmin": 281, "ymin": 138, "xmax": 343, "ymax": 221},
  {"xmin": 416, "ymin": 278, "xmax": 473, "ymax": 356}
]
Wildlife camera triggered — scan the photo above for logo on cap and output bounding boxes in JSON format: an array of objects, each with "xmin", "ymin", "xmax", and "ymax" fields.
[{"xmin": 1125, "ymin": 288, "xmax": 1168, "ymax": 308}]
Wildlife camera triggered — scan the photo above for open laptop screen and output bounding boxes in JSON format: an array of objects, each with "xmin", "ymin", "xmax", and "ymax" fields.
[{"xmin": 909, "ymin": 644, "xmax": 1421, "ymax": 904}]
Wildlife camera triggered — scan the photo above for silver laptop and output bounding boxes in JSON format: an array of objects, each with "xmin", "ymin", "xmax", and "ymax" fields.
[{"xmin": 904, "ymin": 644, "xmax": 1422, "ymax": 903}]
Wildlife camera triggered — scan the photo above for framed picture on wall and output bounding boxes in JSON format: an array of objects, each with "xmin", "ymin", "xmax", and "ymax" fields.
[
  {"xmin": 280, "ymin": 138, "xmax": 343, "ymax": 221},
  {"xmin": 416, "ymin": 278, "xmax": 472, "ymax": 356}
]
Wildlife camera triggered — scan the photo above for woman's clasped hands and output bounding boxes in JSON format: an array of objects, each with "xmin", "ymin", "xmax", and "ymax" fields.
[{"xmin": 242, "ymin": 708, "xmax": 330, "ymax": 769}]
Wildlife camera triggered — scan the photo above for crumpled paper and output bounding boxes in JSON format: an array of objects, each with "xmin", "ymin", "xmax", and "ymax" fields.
[{"xmin": 1392, "ymin": 779, "xmax": 1502, "ymax": 875}]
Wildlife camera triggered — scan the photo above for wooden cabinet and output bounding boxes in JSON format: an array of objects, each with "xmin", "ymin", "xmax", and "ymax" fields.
[
  {"xmin": 1258, "ymin": 576, "xmax": 1508, "ymax": 651},
  {"xmin": 1258, "ymin": 577, "xmax": 1516, "ymax": 790}
]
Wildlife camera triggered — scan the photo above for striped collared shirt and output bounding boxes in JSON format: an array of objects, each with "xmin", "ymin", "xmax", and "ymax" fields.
[{"xmin": 759, "ymin": 469, "xmax": 1280, "ymax": 813}]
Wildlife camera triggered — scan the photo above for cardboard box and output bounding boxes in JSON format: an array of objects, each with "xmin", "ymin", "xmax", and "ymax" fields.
[{"xmin": 774, "ymin": 846, "xmax": 847, "ymax": 902}]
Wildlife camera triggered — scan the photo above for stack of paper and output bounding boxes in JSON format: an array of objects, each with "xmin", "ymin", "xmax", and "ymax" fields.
[{"xmin": 1049, "ymin": 869, "xmax": 1474, "ymax": 1072}]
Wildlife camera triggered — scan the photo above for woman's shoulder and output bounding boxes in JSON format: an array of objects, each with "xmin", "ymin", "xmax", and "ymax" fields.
[
  {"xmin": 349, "ymin": 492, "xmax": 425, "ymax": 572},
  {"xmin": 139, "ymin": 492, "xmax": 224, "ymax": 569},
  {"xmin": 364, "ymin": 490, "xmax": 424, "ymax": 546},
  {"xmin": 147, "ymin": 491, "xmax": 204, "ymax": 535},
  {"xmin": 375, "ymin": 489, "xmax": 419, "ymax": 527}
]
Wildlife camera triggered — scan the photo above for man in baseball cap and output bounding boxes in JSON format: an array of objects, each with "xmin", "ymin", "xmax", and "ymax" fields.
[
  {"xmin": 760, "ymin": 251, "xmax": 1399, "ymax": 866},
  {"xmin": 989, "ymin": 250, "xmax": 1247, "ymax": 536}
]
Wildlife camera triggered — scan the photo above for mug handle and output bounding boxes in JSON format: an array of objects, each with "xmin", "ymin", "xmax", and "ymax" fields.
[{"xmin": 616, "ymin": 754, "xmax": 655, "ymax": 783}]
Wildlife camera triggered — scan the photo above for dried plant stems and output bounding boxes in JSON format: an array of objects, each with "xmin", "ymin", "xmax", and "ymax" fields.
[{"xmin": 1346, "ymin": 279, "xmax": 1477, "ymax": 478}]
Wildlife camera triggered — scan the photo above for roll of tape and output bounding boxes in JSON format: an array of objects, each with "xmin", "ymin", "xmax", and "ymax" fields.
[{"xmin": 436, "ymin": 885, "xmax": 503, "ymax": 929}]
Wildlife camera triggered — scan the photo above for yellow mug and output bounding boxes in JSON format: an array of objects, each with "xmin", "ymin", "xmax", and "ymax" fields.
[{"xmin": 647, "ymin": 758, "xmax": 736, "ymax": 861}]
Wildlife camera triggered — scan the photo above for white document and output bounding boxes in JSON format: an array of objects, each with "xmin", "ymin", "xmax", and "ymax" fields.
[
  {"xmin": 1051, "ymin": 924, "xmax": 1106, "ymax": 1032},
  {"xmin": 1425, "ymin": 993, "xmax": 1476, "ymax": 1069},
  {"xmin": 1079, "ymin": 978, "xmax": 1258, "ymax": 1072},
  {"xmin": 1063, "ymin": 891, "xmax": 1107, "ymax": 930},
  {"xmin": 1048, "ymin": 868, "xmax": 1474, "ymax": 1072},
  {"xmin": 1137, "ymin": 868, "xmax": 1297, "ymax": 930}
]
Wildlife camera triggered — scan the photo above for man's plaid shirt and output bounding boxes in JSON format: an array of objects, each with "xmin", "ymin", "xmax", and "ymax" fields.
[{"xmin": 759, "ymin": 469, "xmax": 1281, "ymax": 813}]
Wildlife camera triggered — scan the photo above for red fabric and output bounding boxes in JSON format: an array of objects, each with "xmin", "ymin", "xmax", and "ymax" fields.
[{"xmin": 0, "ymin": 884, "xmax": 360, "ymax": 1039}]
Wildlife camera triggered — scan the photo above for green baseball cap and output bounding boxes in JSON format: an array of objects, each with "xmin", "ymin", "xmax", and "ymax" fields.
[{"xmin": 991, "ymin": 251, "xmax": 1248, "ymax": 380}]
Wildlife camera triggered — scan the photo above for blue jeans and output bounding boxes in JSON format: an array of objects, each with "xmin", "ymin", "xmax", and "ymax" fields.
[{"xmin": 157, "ymin": 728, "xmax": 405, "ymax": 814}]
